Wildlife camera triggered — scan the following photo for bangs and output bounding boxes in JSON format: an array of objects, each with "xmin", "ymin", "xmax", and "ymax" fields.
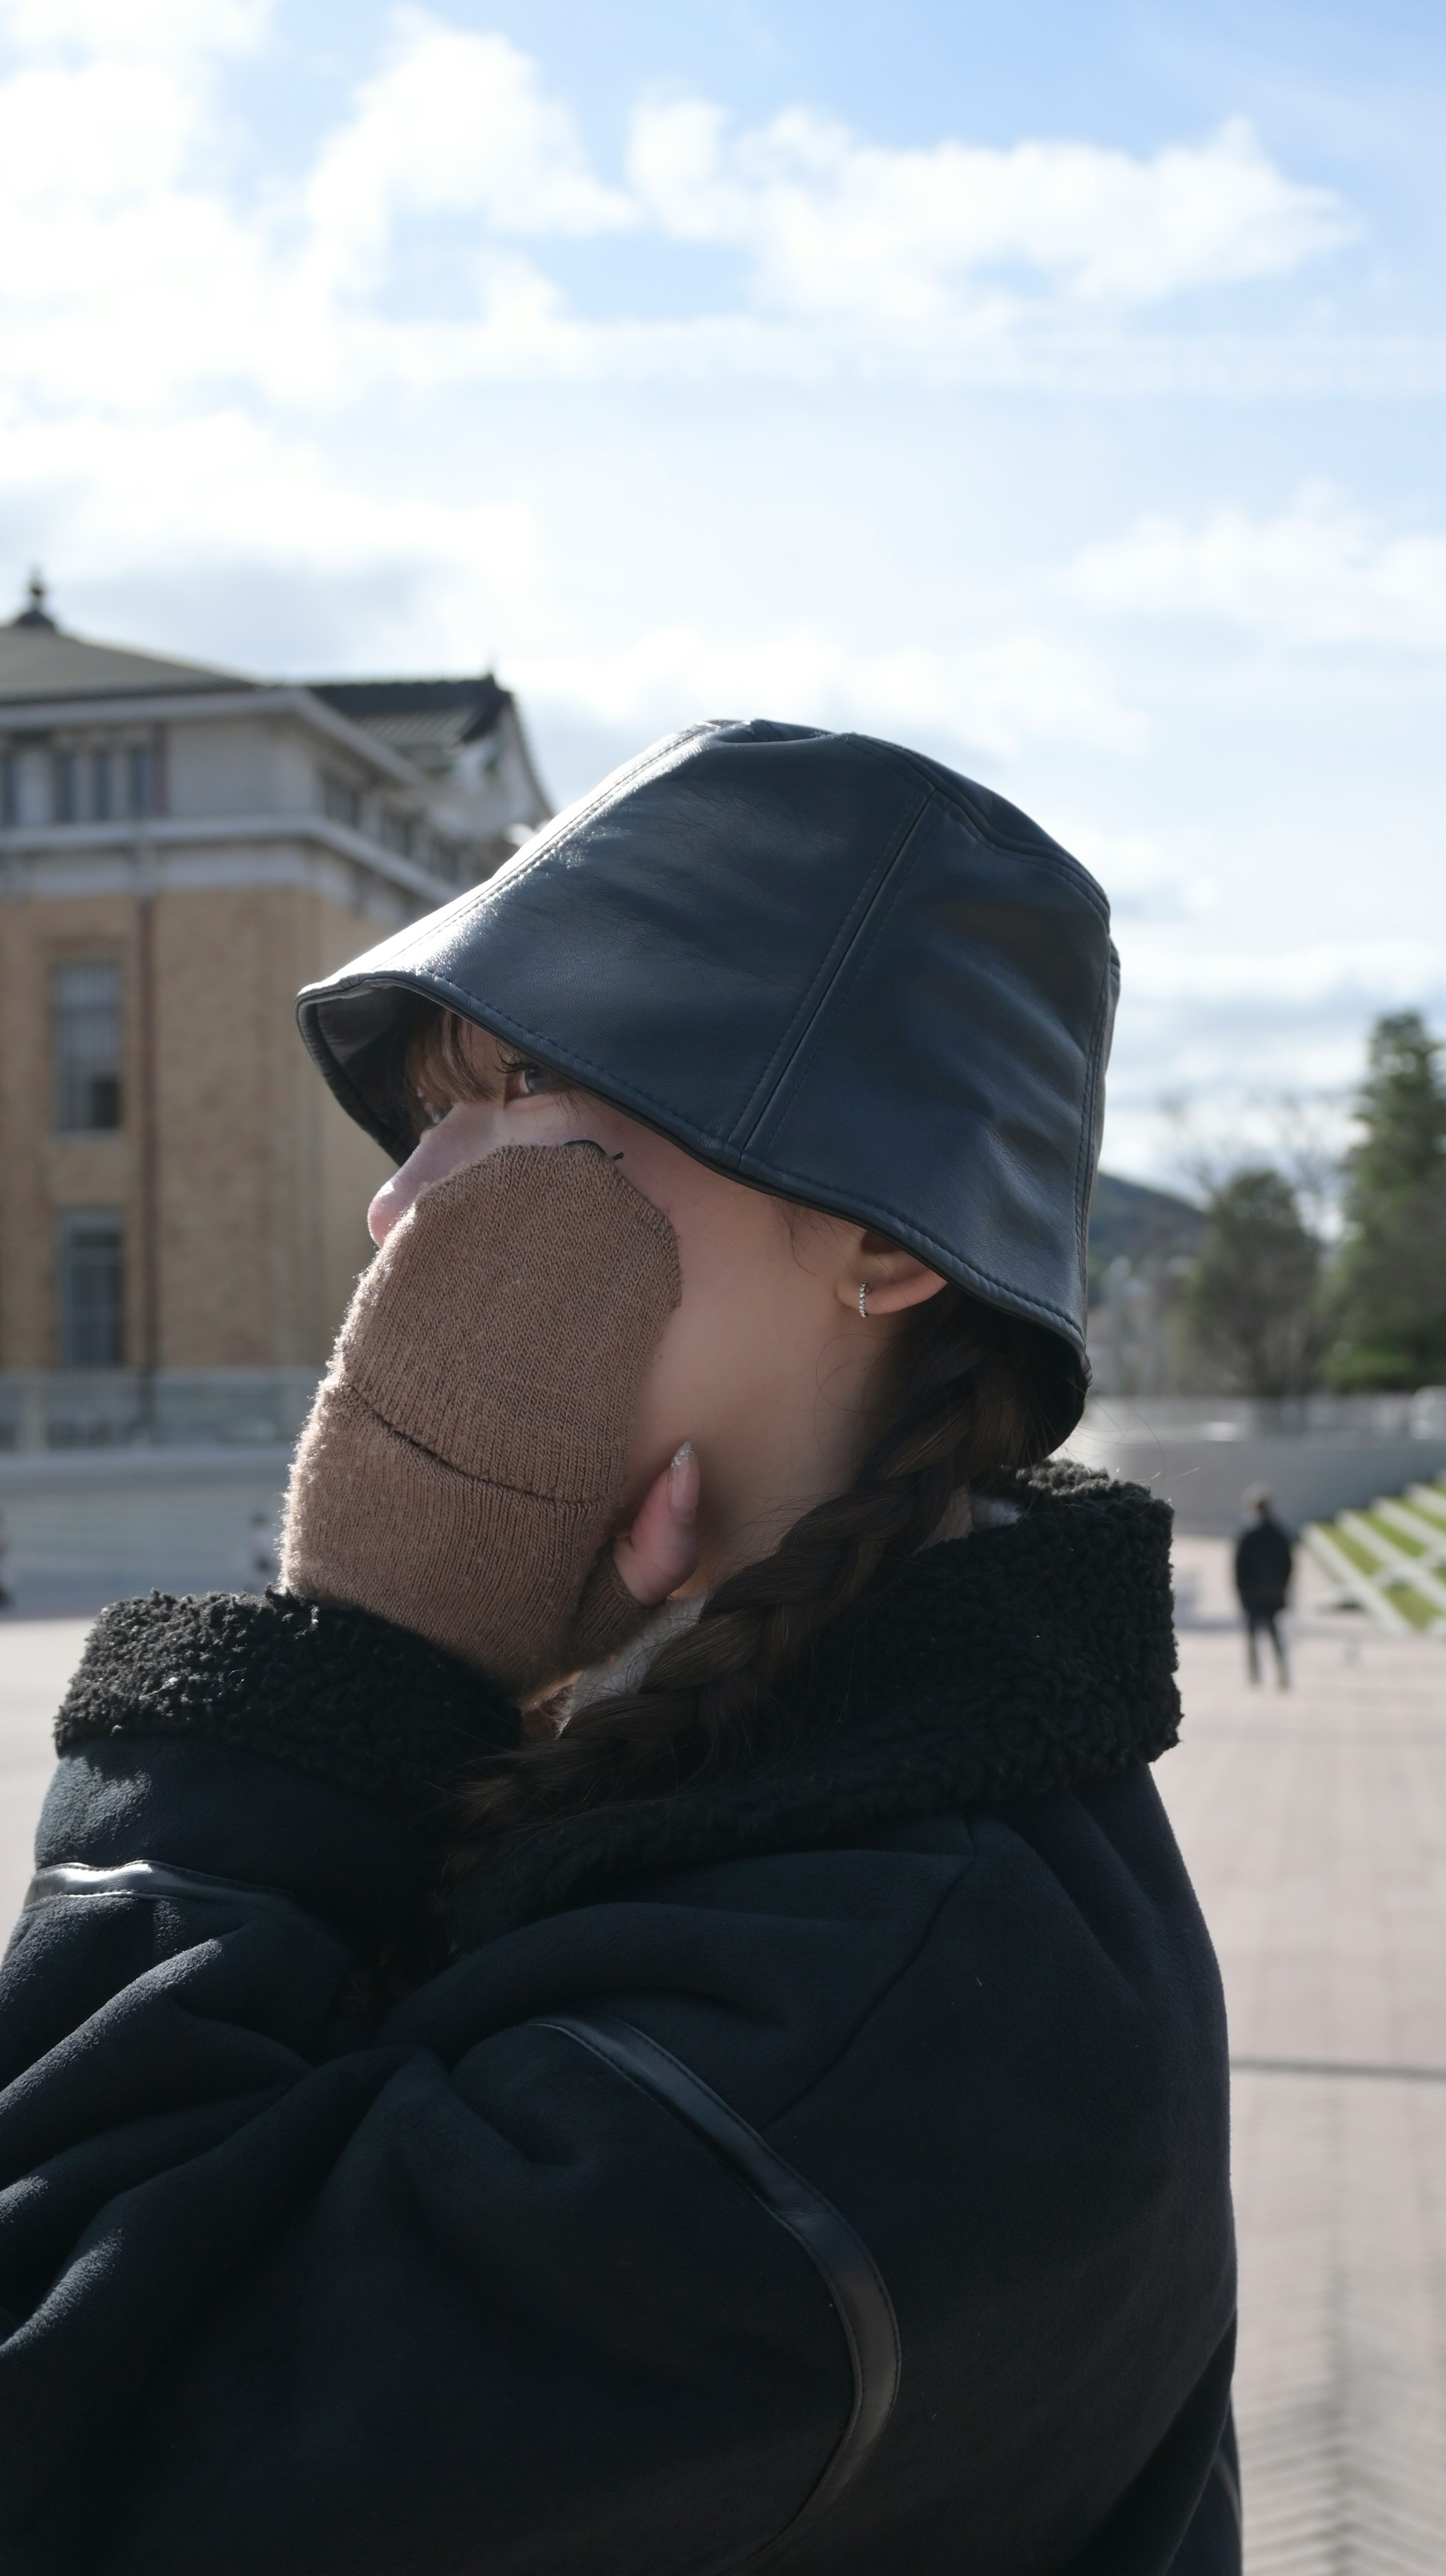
[
  {"xmin": 400, "ymin": 1005, "xmax": 495, "ymax": 1129},
  {"xmin": 392, "ymin": 1003, "xmax": 586, "ymax": 1139}
]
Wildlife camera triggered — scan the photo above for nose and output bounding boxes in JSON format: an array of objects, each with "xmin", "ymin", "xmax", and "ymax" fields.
[
  {"xmin": 368, "ymin": 1167, "xmax": 413, "ymax": 1247},
  {"xmin": 367, "ymin": 1123, "xmax": 461, "ymax": 1246}
]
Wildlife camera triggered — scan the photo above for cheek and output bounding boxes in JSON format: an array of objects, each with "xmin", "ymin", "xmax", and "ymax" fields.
[
  {"xmin": 553, "ymin": 1112, "xmax": 727, "ymax": 1261},
  {"xmin": 622, "ymin": 1282, "xmax": 730, "ymax": 1500},
  {"xmin": 622, "ymin": 1189, "xmax": 808, "ymax": 1482}
]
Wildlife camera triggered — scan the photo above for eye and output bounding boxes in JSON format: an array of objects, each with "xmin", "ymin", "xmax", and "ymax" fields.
[{"xmin": 501, "ymin": 1055, "xmax": 559, "ymax": 1103}]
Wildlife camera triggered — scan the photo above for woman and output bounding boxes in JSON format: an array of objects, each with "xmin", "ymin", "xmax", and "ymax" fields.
[{"xmin": 0, "ymin": 721, "xmax": 1237, "ymax": 2573}]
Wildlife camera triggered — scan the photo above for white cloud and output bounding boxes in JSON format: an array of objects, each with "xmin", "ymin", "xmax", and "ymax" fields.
[
  {"xmin": 0, "ymin": 409, "xmax": 548, "ymax": 667},
  {"xmin": 0, "ymin": 3, "xmax": 294, "ymax": 409},
  {"xmin": 0, "ymin": 6, "xmax": 1369, "ymax": 414},
  {"xmin": 306, "ymin": 11, "xmax": 634, "ymax": 296},
  {"xmin": 1071, "ymin": 483, "xmax": 1446, "ymax": 649},
  {"xmin": 1048, "ymin": 821, "xmax": 1216, "ymax": 924},
  {"xmin": 0, "ymin": 56, "xmax": 199, "ymax": 204},
  {"xmin": 512, "ymin": 626, "xmax": 1144, "ymax": 762},
  {"xmin": 1118, "ymin": 935, "xmax": 1445, "ymax": 1007},
  {"xmin": 627, "ymin": 105, "xmax": 1352, "ymax": 322},
  {"xmin": 0, "ymin": 6, "xmax": 630, "ymax": 411}
]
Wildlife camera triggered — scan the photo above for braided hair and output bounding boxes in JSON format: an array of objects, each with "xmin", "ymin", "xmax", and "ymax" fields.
[{"xmin": 396, "ymin": 1007, "xmax": 1054, "ymax": 1846}]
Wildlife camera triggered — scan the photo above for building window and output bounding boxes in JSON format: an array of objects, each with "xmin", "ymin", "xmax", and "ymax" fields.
[
  {"xmin": 52, "ymin": 960, "xmax": 123, "ymax": 1132},
  {"xmin": 322, "ymin": 769, "xmax": 362, "ymax": 830},
  {"xmin": 50, "ymin": 746, "xmax": 150, "ymax": 824},
  {"xmin": 1, "ymin": 745, "xmax": 50, "ymax": 825},
  {"xmin": 58, "ymin": 1211, "xmax": 125, "ymax": 1367}
]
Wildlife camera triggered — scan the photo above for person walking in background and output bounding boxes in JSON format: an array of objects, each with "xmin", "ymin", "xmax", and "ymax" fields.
[{"xmin": 1236, "ymin": 1486, "xmax": 1293, "ymax": 1687}]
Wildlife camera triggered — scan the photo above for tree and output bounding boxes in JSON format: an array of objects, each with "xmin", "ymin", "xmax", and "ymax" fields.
[
  {"xmin": 1184, "ymin": 1168, "xmax": 1324, "ymax": 1398},
  {"xmin": 1327, "ymin": 1012, "xmax": 1446, "ymax": 1390}
]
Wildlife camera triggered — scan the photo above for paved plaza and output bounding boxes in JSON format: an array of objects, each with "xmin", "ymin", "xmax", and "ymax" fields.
[
  {"xmin": 1163, "ymin": 1539, "xmax": 1446, "ymax": 2574},
  {"xmin": 0, "ymin": 1617, "xmax": 85, "ymax": 1928},
  {"xmin": 0, "ymin": 1543, "xmax": 1443, "ymax": 2570}
]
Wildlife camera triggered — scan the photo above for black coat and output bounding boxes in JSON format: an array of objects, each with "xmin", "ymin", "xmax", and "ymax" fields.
[{"xmin": 0, "ymin": 1468, "xmax": 1238, "ymax": 2575}]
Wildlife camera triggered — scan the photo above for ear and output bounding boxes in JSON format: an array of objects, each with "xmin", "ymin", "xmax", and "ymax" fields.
[{"xmin": 834, "ymin": 1225, "xmax": 948, "ymax": 1321}]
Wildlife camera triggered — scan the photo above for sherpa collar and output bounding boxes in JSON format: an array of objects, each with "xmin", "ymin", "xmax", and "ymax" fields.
[
  {"xmin": 52, "ymin": 1465, "xmax": 1179, "ymax": 1956},
  {"xmin": 53, "ymin": 1587, "xmax": 517, "ymax": 1819},
  {"xmin": 446, "ymin": 1461, "xmax": 1181, "ymax": 1947}
]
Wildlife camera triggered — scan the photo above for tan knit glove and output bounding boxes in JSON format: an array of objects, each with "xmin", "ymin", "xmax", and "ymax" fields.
[{"xmin": 281, "ymin": 1144, "xmax": 683, "ymax": 1696}]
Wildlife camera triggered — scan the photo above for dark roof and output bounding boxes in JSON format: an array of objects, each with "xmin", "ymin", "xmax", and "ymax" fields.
[{"xmin": 309, "ymin": 676, "xmax": 509, "ymax": 764}]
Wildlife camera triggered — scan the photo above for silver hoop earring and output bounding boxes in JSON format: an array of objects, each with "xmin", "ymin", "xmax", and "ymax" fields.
[{"xmin": 858, "ymin": 1282, "xmax": 869, "ymax": 1320}]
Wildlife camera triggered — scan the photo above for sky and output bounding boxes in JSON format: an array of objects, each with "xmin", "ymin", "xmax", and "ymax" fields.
[{"xmin": 2, "ymin": 0, "xmax": 1444, "ymax": 1183}]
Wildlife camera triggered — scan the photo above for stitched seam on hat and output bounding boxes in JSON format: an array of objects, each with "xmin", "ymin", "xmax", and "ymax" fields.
[
  {"xmin": 721, "ymin": 776, "xmax": 935, "ymax": 1152},
  {"xmin": 309, "ymin": 723, "xmax": 843, "ymax": 1157},
  {"xmin": 729, "ymin": 791, "xmax": 939, "ymax": 1155},
  {"xmin": 739, "ymin": 799, "xmax": 938, "ymax": 1163},
  {"xmin": 719, "ymin": 833, "xmax": 1100, "ymax": 1340},
  {"xmin": 837, "ymin": 738, "xmax": 1111, "ymax": 919},
  {"xmin": 398, "ymin": 725, "xmax": 719, "ymax": 936}
]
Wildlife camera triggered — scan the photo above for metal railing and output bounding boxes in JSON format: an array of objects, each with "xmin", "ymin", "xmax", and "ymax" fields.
[{"xmin": 0, "ymin": 1369, "xmax": 320, "ymax": 1453}]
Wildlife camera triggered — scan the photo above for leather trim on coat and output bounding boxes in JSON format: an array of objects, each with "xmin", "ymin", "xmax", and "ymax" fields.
[
  {"xmin": 541, "ymin": 2012, "xmax": 901, "ymax": 2567},
  {"xmin": 24, "ymin": 1857, "xmax": 319, "ymax": 1927}
]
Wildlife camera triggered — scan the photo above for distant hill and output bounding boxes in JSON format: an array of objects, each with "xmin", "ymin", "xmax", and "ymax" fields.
[{"xmin": 1088, "ymin": 1171, "xmax": 1204, "ymax": 1298}]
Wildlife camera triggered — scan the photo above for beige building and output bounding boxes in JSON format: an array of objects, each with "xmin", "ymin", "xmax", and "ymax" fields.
[{"xmin": 0, "ymin": 578, "xmax": 550, "ymax": 1445}]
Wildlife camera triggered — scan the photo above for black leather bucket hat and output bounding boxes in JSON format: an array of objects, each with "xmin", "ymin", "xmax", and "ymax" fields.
[{"xmin": 297, "ymin": 720, "xmax": 1118, "ymax": 1452}]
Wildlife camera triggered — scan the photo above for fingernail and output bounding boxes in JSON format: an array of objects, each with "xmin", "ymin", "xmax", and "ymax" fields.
[{"xmin": 668, "ymin": 1441, "xmax": 699, "ymax": 1518}]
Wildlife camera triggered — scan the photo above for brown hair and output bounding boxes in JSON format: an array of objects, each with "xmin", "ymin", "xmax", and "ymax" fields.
[
  {"xmin": 368, "ymin": 995, "xmax": 532, "ymax": 1155},
  {"xmin": 392, "ymin": 1001, "xmax": 509, "ymax": 1130},
  {"xmin": 399, "ymin": 1009, "xmax": 1052, "ymax": 1854}
]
